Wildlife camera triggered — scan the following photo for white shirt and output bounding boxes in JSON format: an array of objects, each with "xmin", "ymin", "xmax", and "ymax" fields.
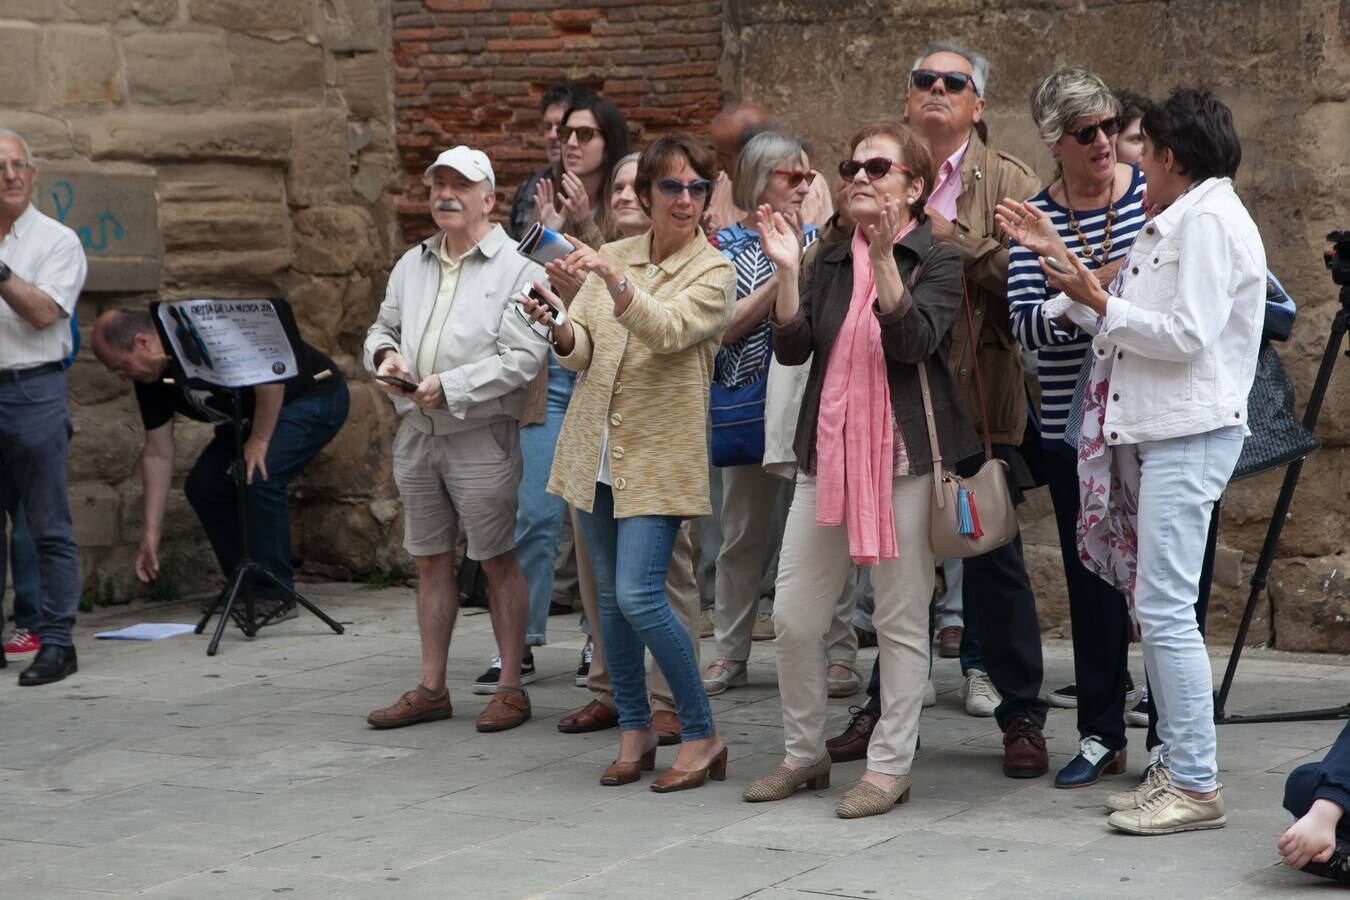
[{"xmin": 0, "ymin": 204, "xmax": 87, "ymax": 368}]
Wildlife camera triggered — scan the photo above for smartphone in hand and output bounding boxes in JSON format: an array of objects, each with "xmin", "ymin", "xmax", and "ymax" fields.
[
  {"xmin": 1041, "ymin": 255, "xmax": 1074, "ymax": 276},
  {"xmin": 522, "ymin": 284, "xmax": 566, "ymax": 327},
  {"xmin": 376, "ymin": 373, "xmax": 419, "ymax": 392}
]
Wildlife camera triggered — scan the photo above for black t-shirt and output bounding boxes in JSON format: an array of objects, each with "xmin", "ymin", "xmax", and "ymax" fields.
[{"xmin": 134, "ymin": 341, "xmax": 342, "ymax": 431}]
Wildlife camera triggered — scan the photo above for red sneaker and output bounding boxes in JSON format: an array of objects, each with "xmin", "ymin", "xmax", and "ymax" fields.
[{"xmin": 4, "ymin": 628, "xmax": 40, "ymax": 655}]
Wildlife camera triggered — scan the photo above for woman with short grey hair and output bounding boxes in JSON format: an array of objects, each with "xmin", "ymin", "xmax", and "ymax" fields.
[{"xmin": 701, "ymin": 132, "xmax": 833, "ymax": 697}]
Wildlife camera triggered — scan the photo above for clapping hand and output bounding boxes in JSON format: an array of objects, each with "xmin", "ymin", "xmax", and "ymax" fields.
[
  {"xmin": 995, "ymin": 198, "xmax": 1070, "ymax": 260},
  {"xmin": 532, "ymin": 178, "xmax": 566, "ymax": 232},
  {"xmin": 543, "ymin": 258, "xmax": 585, "ymax": 306},
  {"xmin": 557, "ymin": 171, "xmax": 591, "ymax": 225},
  {"xmin": 755, "ymin": 204, "xmax": 803, "ymax": 272},
  {"xmin": 864, "ymin": 197, "xmax": 905, "ymax": 260}
]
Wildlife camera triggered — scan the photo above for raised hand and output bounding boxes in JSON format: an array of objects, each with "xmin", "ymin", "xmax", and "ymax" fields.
[
  {"xmin": 755, "ymin": 204, "xmax": 802, "ymax": 272},
  {"xmin": 544, "ymin": 258, "xmax": 585, "ymax": 306},
  {"xmin": 865, "ymin": 197, "xmax": 904, "ymax": 259},
  {"xmin": 559, "ymin": 234, "xmax": 616, "ymax": 283},
  {"xmin": 532, "ymin": 178, "xmax": 565, "ymax": 232},
  {"xmin": 995, "ymin": 198, "xmax": 1068, "ymax": 260},
  {"xmin": 558, "ymin": 170, "xmax": 591, "ymax": 225}
]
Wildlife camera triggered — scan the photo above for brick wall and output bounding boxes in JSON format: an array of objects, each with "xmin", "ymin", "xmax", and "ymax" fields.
[{"xmin": 393, "ymin": 0, "xmax": 726, "ymax": 241}]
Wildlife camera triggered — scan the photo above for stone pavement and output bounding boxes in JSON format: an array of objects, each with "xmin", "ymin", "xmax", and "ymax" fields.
[{"xmin": 1, "ymin": 582, "xmax": 1344, "ymax": 898}]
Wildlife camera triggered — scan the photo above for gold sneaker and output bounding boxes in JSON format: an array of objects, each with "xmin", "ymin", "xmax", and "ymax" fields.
[
  {"xmin": 1106, "ymin": 784, "xmax": 1226, "ymax": 835},
  {"xmin": 1105, "ymin": 761, "xmax": 1171, "ymax": 812},
  {"xmin": 751, "ymin": 611, "xmax": 776, "ymax": 641}
]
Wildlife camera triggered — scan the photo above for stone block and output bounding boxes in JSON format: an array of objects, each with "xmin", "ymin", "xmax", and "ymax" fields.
[
  {"xmin": 337, "ymin": 52, "xmax": 391, "ymax": 120},
  {"xmin": 47, "ymin": 26, "xmax": 123, "ymax": 106},
  {"xmin": 1222, "ymin": 446, "xmax": 1349, "ymax": 559},
  {"xmin": 295, "ymin": 499, "xmax": 383, "ymax": 572},
  {"xmin": 69, "ymin": 392, "xmax": 142, "ymax": 483},
  {"xmin": 298, "ymin": 380, "xmax": 391, "ymax": 502},
  {"xmin": 0, "ymin": 0, "xmax": 54, "ymax": 18},
  {"xmin": 35, "ymin": 163, "xmax": 162, "ymax": 292},
  {"xmin": 227, "ymin": 34, "xmax": 326, "ymax": 106},
  {"xmin": 162, "ymin": 249, "xmax": 292, "ymax": 295},
  {"xmin": 69, "ymin": 481, "xmax": 119, "ymax": 548},
  {"xmin": 123, "ymin": 31, "xmax": 231, "ymax": 106},
  {"xmin": 189, "ymin": 0, "xmax": 312, "ymax": 31},
  {"xmin": 119, "ymin": 482, "xmax": 201, "ymax": 545},
  {"xmin": 291, "ymin": 205, "xmax": 376, "ymax": 275},
  {"xmin": 335, "ymin": 274, "xmax": 376, "ymax": 354},
  {"xmin": 286, "ymin": 108, "xmax": 351, "ymax": 207},
  {"xmin": 0, "ymin": 23, "xmax": 42, "ymax": 107},
  {"xmin": 320, "ymin": 0, "xmax": 385, "ymax": 53},
  {"xmin": 6, "ymin": 111, "xmax": 75, "ymax": 160},
  {"xmin": 1270, "ymin": 554, "xmax": 1350, "ymax": 654},
  {"xmin": 1025, "ymin": 541, "xmax": 1069, "ymax": 638},
  {"xmin": 80, "ymin": 111, "xmax": 291, "ymax": 163},
  {"xmin": 68, "ymin": 351, "xmax": 130, "ymax": 406},
  {"xmin": 286, "ymin": 276, "xmax": 344, "ymax": 351},
  {"xmin": 158, "ymin": 163, "xmax": 289, "ymax": 255}
]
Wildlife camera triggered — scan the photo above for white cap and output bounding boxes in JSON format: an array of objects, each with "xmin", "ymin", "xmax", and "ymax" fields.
[{"xmin": 424, "ymin": 145, "xmax": 495, "ymax": 189}]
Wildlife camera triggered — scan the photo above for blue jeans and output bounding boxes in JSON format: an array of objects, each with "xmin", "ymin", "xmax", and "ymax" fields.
[
  {"xmin": 577, "ymin": 483, "xmax": 715, "ymax": 740},
  {"xmin": 0, "ymin": 370, "xmax": 80, "ymax": 646},
  {"xmin": 516, "ymin": 358, "xmax": 575, "ymax": 646},
  {"xmin": 185, "ymin": 383, "xmax": 349, "ymax": 593},
  {"xmin": 1133, "ymin": 426, "xmax": 1244, "ymax": 793}
]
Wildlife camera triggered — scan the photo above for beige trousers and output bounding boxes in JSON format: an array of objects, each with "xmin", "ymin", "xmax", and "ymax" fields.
[
  {"xmin": 573, "ymin": 507, "xmax": 700, "ymax": 714},
  {"xmin": 774, "ymin": 473, "xmax": 933, "ymax": 775}
]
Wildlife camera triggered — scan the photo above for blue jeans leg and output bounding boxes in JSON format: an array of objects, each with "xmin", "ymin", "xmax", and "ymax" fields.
[
  {"xmin": 516, "ymin": 360, "xmax": 574, "ymax": 645},
  {"xmin": 578, "ymin": 484, "xmax": 715, "ymax": 740},
  {"xmin": 9, "ymin": 503, "xmax": 41, "ymax": 630}
]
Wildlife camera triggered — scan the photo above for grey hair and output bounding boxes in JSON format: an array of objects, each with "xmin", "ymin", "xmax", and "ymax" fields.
[
  {"xmin": 732, "ymin": 131, "xmax": 807, "ymax": 214},
  {"xmin": 610, "ymin": 151, "xmax": 641, "ymax": 185},
  {"xmin": 911, "ymin": 41, "xmax": 988, "ymax": 97},
  {"xmin": 0, "ymin": 129, "xmax": 33, "ymax": 163},
  {"xmin": 1030, "ymin": 66, "xmax": 1122, "ymax": 144}
]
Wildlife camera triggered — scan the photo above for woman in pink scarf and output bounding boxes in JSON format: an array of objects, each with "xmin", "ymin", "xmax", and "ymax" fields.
[{"xmin": 742, "ymin": 122, "xmax": 977, "ymax": 818}]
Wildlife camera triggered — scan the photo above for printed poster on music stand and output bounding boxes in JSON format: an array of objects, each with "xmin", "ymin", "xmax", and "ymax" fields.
[{"xmin": 153, "ymin": 299, "xmax": 299, "ymax": 388}]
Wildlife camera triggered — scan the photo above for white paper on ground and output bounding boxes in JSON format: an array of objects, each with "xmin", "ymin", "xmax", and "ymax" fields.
[{"xmin": 94, "ymin": 623, "xmax": 197, "ymax": 641}]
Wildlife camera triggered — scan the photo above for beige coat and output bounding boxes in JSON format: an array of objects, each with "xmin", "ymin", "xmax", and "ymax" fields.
[{"xmin": 548, "ymin": 229, "xmax": 735, "ymax": 518}]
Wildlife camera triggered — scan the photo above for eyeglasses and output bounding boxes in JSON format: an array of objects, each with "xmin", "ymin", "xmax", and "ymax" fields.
[
  {"xmin": 910, "ymin": 69, "xmax": 977, "ymax": 95},
  {"xmin": 655, "ymin": 178, "xmax": 714, "ymax": 201},
  {"xmin": 771, "ymin": 169, "xmax": 816, "ymax": 189},
  {"xmin": 560, "ymin": 125, "xmax": 601, "ymax": 144},
  {"xmin": 1067, "ymin": 117, "xmax": 1124, "ymax": 146},
  {"xmin": 838, "ymin": 157, "xmax": 913, "ymax": 181},
  {"xmin": 0, "ymin": 160, "xmax": 34, "ymax": 176}
]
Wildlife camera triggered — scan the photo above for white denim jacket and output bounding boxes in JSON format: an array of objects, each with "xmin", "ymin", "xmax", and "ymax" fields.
[{"xmin": 1045, "ymin": 177, "xmax": 1266, "ymax": 445}]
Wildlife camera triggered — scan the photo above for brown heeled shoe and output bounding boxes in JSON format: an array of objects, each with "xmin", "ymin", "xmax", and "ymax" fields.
[
  {"xmin": 600, "ymin": 748, "xmax": 657, "ymax": 786},
  {"xmin": 650, "ymin": 745, "xmax": 728, "ymax": 793}
]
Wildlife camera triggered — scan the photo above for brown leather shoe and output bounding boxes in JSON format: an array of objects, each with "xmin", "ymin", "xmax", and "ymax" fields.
[
  {"xmin": 652, "ymin": 710, "xmax": 682, "ymax": 746},
  {"xmin": 826, "ymin": 706, "xmax": 878, "ymax": 763},
  {"xmin": 557, "ymin": 699, "xmax": 619, "ymax": 734},
  {"xmin": 476, "ymin": 688, "xmax": 531, "ymax": 733},
  {"xmin": 600, "ymin": 748, "xmax": 657, "ymax": 786},
  {"xmin": 366, "ymin": 685, "xmax": 452, "ymax": 730},
  {"xmin": 650, "ymin": 746, "xmax": 727, "ymax": 793},
  {"xmin": 1003, "ymin": 715, "xmax": 1049, "ymax": 778},
  {"xmin": 937, "ymin": 626, "xmax": 963, "ymax": 659}
]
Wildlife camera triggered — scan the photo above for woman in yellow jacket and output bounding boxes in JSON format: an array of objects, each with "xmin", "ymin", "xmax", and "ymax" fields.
[{"xmin": 523, "ymin": 135, "xmax": 736, "ymax": 793}]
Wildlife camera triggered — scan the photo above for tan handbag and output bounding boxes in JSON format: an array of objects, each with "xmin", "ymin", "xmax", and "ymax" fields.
[{"xmin": 916, "ymin": 278, "xmax": 1019, "ymax": 558}]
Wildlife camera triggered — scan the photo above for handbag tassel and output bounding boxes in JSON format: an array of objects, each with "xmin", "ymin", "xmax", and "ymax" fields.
[{"xmin": 956, "ymin": 488, "xmax": 984, "ymax": 538}]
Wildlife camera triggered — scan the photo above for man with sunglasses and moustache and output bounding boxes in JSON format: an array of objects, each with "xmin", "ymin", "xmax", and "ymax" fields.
[{"xmin": 825, "ymin": 42, "xmax": 1052, "ymax": 780}]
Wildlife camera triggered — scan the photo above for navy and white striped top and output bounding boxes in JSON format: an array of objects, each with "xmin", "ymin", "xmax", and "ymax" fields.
[
  {"xmin": 1008, "ymin": 166, "xmax": 1146, "ymax": 440},
  {"xmin": 710, "ymin": 222, "xmax": 818, "ymax": 387}
]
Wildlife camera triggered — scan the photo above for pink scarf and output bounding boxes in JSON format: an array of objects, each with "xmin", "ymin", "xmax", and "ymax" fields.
[{"xmin": 814, "ymin": 221, "xmax": 915, "ymax": 564}]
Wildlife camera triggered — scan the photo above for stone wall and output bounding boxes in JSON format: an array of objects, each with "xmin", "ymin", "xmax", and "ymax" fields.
[
  {"xmin": 392, "ymin": 0, "xmax": 725, "ymax": 241},
  {"xmin": 726, "ymin": 0, "xmax": 1350, "ymax": 652},
  {"xmin": 2, "ymin": 0, "xmax": 407, "ymax": 602}
]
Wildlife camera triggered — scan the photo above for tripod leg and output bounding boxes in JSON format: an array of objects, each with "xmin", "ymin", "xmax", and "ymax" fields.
[
  {"xmin": 195, "ymin": 581, "xmax": 231, "ymax": 635},
  {"xmin": 254, "ymin": 567, "xmax": 346, "ymax": 635},
  {"xmin": 208, "ymin": 566, "xmax": 250, "ymax": 656}
]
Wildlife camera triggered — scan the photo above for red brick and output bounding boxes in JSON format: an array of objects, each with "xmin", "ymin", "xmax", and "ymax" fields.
[{"xmin": 484, "ymin": 37, "xmax": 564, "ymax": 52}]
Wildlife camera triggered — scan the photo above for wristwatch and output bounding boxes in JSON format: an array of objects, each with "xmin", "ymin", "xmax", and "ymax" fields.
[
  {"xmin": 607, "ymin": 276, "xmax": 629, "ymax": 298},
  {"xmin": 0, "ymin": 263, "xmax": 11, "ymax": 283}
]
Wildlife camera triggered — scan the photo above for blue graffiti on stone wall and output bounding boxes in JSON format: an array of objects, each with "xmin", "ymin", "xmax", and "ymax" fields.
[{"xmin": 49, "ymin": 180, "xmax": 126, "ymax": 253}]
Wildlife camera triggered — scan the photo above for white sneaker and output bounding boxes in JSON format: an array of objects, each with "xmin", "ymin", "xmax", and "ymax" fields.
[
  {"xmin": 961, "ymin": 670, "xmax": 1000, "ymax": 717},
  {"xmin": 922, "ymin": 679, "xmax": 937, "ymax": 708}
]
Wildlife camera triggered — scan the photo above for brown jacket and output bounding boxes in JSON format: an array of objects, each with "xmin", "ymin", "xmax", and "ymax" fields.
[{"xmin": 772, "ymin": 218, "xmax": 979, "ymax": 477}]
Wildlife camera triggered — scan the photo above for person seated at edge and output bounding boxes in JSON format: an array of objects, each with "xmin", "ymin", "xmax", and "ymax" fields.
[
  {"xmin": 744, "ymin": 121, "xmax": 976, "ymax": 819},
  {"xmin": 92, "ymin": 308, "xmax": 349, "ymax": 623},
  {"xmin": 1280, "ymin": 721, "xmax": 1350, "ymax": 883},
  {"xmin": 521, "ymin": 134, "xmax": 735, "ymax": 792}
]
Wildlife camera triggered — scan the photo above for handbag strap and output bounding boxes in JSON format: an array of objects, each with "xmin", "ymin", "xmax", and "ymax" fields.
[
  {"xmin": 959, "ymin": 274, "xmax": 996, "ymax": 463},
  {"xmin": 915, "ymin": 361, "xmax": 947, "ymax": 505}
]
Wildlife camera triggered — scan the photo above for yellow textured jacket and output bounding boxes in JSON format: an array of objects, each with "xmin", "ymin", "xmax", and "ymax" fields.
[{"xmin": 548, "ymin": 229, "xmax": 735, "ymax": 518}]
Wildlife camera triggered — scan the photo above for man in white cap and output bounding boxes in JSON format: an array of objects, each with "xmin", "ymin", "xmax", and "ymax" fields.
[{"xmin": 364, "ymin": 146, "xmax": 547, "ymax": 733}]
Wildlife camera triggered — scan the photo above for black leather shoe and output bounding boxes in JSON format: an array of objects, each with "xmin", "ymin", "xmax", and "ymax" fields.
[{"xmin": 18, "ymin": 643, "xmax": 77, "ymax": 686}]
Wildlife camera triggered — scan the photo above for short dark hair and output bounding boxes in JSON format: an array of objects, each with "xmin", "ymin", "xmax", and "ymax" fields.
[
  {"xmin": 1141, "ymin": 88, "xmax": 1241, "ymax": 181},
  {"xmin": 98, "ymin": 308, "xmax": 155, "ymax": 352},
  {"xmin": 539, "ymin": 83, "xmax": 589, "ymax": 117},
  {"xmin": 1114, "ymin": 89, "xmax": 1151, "ymax": 125},
  {"xmin": 634, "ymin": 134, "xmax": 717, "ymax": 215},
  {"xmin": 848, "ymin": 121, "xmax": 935, "ymax": 222}
]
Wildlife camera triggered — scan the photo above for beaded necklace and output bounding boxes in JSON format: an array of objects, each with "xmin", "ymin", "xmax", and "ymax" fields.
[{"xmin": 1063, "ymin": 179, "xmax": 1117, "ymax": 266}]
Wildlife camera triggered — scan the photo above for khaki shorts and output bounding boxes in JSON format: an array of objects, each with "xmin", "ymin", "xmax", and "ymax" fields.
[{"xmin": 392, "ymin": 418, "xmax": 522, "ymax": 560}]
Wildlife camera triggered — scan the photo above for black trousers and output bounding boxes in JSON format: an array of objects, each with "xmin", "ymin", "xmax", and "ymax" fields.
[
  {"xmin": 1285, "ymin": 721, "xmax": 1350, "ymax": 840},
  {"xmin": 864, "ymin": 443, "xmax": 1048, "ymax": 732},
  {"xmin": 1042, "ymin": 441, "xmax": 1130, "ymax": 752}
]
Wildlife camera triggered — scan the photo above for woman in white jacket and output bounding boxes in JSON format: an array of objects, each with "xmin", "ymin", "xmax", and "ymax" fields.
[{"xmin": 997, "ymin": 88, "xmax": 1266, "ymax": 836}]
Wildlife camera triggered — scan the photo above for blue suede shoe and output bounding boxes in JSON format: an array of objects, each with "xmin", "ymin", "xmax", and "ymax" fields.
[{"xmin": 1054, "ymin": 736, "xmax": 1126, "ymax": 789}]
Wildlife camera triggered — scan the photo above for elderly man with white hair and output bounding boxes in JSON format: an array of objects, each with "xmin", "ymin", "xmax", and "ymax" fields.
[{"xmin": 364, "ymin": 146, "xmax": 547, "ymax": 733}]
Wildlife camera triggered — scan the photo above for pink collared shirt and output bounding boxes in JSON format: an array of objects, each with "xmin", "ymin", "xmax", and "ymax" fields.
[{"xmin": 926, "ymin": 140, "xmax": 969, "ymax": 222}]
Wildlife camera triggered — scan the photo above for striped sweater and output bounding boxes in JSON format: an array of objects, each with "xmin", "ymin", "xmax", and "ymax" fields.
[{"xmin": 1008, "ymin": 166, "xmax": 1146, "ymax": 440}]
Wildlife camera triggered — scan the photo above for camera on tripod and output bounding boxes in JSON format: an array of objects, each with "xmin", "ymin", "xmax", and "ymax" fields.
[{"xmin": 1326, "ymin": 230, "xmax": 1350, "ymax": 287}]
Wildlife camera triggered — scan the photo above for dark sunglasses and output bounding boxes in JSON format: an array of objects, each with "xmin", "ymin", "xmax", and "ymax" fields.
[
  {"xmin": 560, "ymin": 125, "xmax": 601, "ymax": 144},
  {"xmin": 1068, "ymin": 116, "xmax": 1124, "ymax": 145},
  {"xmin": 655, "ymin": 177, "xmax": 713, "ymax": 201},
  {"xmin": 910, "ymin": 69, "xmax": 977, "ymax": 94},
  {"xmin": 838, "ymin": 157, "xmax": 914, "ymax": 181},
  {"xmin": 772, "ymin": 169, "xmax": 817, "ymax": 189}
]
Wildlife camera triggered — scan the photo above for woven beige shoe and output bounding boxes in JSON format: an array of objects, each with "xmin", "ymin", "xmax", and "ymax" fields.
[
  {"xmin": 827, "ymin": 663, "xmax": 862, "ymax": 698},
  {"xmin": 697, "ymin": 607, "xmax": 715, "ymax": 638},
  {"xmin": 1105, "ymin": 761, "xmax": 1172, "ymax": 812},
  {"xmin": 751, "ymin": 611, "xmax": 776, "ymax": 641},
  {"xmin": 1107, "ymin": 784, "xmax": 1225, "ymax": 835},
  {"xmin": 743, "ymin": 756, "xmax": 831, "ymax": 802},
  {"xmin": 836, "ymin": 774, "xmax": 912, "ymax": 819},
  {"xmin": 701, "ymin": 659, "xmax": 747, "ymax": 695}
]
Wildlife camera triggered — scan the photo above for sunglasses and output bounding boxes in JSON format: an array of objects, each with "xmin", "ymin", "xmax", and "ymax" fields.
[
  {"xmin": 838, "ymin": 157, "xmax": 914, "ymax": 181},
  {"xmin": 772, "ymin": 169, "xmax": 816, "ymax": 189},
  {"xmin": 560, "ymin": 125, "xmax": 601, "ymax": 144},
  {"xmin": 1067, "ymin": 116, "xmax": 1124, "ymax": 145},
  {"xmin": 655, "ymin": 178, "xmax": 714, "ymax": 201},
  {"xmin": 910, "ymin": 69, "xmax": 977, "ymax": 94}
]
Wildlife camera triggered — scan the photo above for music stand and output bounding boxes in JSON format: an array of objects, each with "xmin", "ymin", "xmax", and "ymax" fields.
[{"xmin": 150, "ymin": 298, "xmax": 345, "ymax": 656}]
